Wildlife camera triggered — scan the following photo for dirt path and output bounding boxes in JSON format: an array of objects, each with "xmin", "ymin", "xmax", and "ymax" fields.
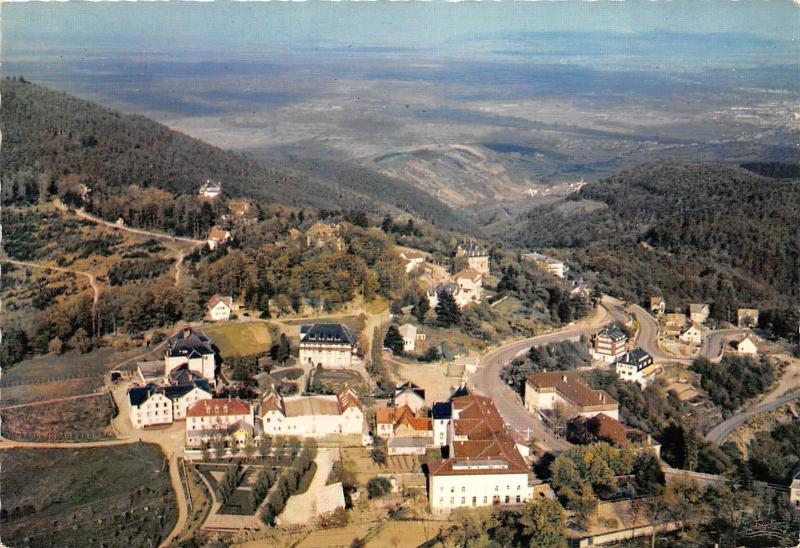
[
  {"xmin": 0, "ymin": 391, "xmax": 104, "ymax": 411},
  {"xmin": 4, "ymin": 258, "xmax": 100, "ymax": 314},
  {"xmin": 174, "ymin": 249, "xmax": 185, "ymax": 286}
]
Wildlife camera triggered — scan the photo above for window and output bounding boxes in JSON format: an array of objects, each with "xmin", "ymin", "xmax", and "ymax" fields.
[
  {"xmin": 440, "ymin": 498, "xmax": 444, "ymax": 503},
  {"xmin": 461, "ymin": 497, "xmax": 465, "ymax": 504},
  {"xmin": 495, "ymin": 486, "xmax": 499, "ymax": 491},
  {"xmin": 516, "ymin": 495, "xmax": 521, "ymax": 503},
  {"xmin": 450, "ymin": 487, "xmax": 455, "ymax": 493},
  {"xmin": 483, "ymin": 496, "xmax": 487, "ymax": 504},
  {"xmin": 472, "ymin": 497, "xmax": 477, "ymax": 506},
  {"xmin": 450, "ymin": 498, "xmax": 454, "ymax": 505},
  {"xmin": 517, "ymin": 485, "xmax": 521, "ymax": 491},
  {"xmin": 505, "ymin": 496, "xmax": 510, "ymax": 503},
  {"xmin": 461, "ymin": 486, "xmax": 465, "ymax": 492}
]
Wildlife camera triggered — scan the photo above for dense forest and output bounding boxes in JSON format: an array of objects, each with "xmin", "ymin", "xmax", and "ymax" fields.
[
  {"xmin": 512, "ymin": 161, "xmax": 800, "ymax": 322},
  {"xmin": 0, "ymin": 78, "xmax": 468, "ymax": 232}
]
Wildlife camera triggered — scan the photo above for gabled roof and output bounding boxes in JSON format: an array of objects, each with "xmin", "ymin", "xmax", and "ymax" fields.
[
  {"xmin": 689, "ymin": 303, "xmax": 709, "ymax": 314},
  {"xmin": 451, "ymin": 385, "xmax": 471, "ymax": 399},
  {"xmin": 187, "ymin": 398, "xmax": 251, "ymax": 418},
  {"xmin": 587, "ymin": 413, "xmax": 649, "ymax": 447},
  {"xmin": 376, "ymin": 405, "xmax": 431, "ymax": 432},
  {"xmin": 207, "ymin": 294, "xmax": 233, "ymax": 310},
  {"xmin": 527, "ymin": 371, "xmax": 617, "ymax": 409},
  {"xmin": 398, "ymin": 324, "xmax": 417, "ymax": 338},
  {"xmin": 208, "ymin": 227, "xmax": 231, "ymax": 241},
  {"xmin": 616, "ymin": 348, "xmax": 653, "ymax": 370},
  {"xmin": 432, "ymin": 402, "xmax": 452, "ymax": 420},
  {"xmin": 394, "ymin": 382, "xmax": 425, "ymax": 401},
  {"xmin": 597, "ymin": 327, "xmax": 628, "ymax": 342},
  {"xmin": 166, "ymin": 327, "xmax": 215, "ymax": 358},
  {"xmin": 260, "ymin": 392, "xmax": 284, "ymax": 416},
  {"xmin": 457, "ymin": 241, "xmax": 489, "ymax": 258},
  {"xmin": 337, "ymin": 388, "xmax": 363, "ymax": 413},
  {"xmin": 454, "ymin": 268, "xmax": 482, "ymax": 282},
  {"xmin": 129, "ymin": 379, "xmax": 211, "ymax": 406},
  {"xmin": 168, "ymin": 363, "xmax": 206, "ymax": 385},
  {"xmin": 300, "ymin": 323, "xmax": 355, "ymax": 346}
]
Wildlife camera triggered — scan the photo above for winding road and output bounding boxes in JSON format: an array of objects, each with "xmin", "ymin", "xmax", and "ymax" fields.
[
  {"xmin": 472, "ymin": 302, "xmax": 615, "ymax": 452},
  {"xmin": 3, "ymin": 258, "xmax": 100, "ymax": 315},
  {"xmin": 705, "ymin": 392, "xmax": 800, "ymax": 445}
]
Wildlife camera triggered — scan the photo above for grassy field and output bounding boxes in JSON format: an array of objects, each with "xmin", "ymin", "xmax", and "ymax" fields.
[
  {"xmin": 1, "ymin": 395, "xmax": 116, "ymax": 442},
  {"xmin": 205, "ymin": 322, "xmax": 272, "ymax": 358},
  {"xmin": 0, "ymin": 444, "xmax": 177, "ymax": 548},
  {"xmin": 340, "ymin": 447, "xmax": 421, "ymax": 484}
]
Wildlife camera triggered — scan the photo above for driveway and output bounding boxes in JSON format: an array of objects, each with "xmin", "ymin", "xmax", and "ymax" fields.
[{"xmin": 276, "ymin": 448, "xmax": 338, "ymax": 526}]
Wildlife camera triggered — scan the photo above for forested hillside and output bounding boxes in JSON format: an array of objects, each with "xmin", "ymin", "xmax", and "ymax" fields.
[
  {"xmin": 512, "ymin": 161, "xmax": 800, "ymax": 323},
  {"xmin": 0, "ymin": 78, "xmax": 467, "ymax": 231}
]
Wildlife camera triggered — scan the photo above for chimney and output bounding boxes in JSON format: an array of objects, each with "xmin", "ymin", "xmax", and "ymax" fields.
[
  {"xmin": 562, "ymin": 375, "xmax": 568, "ymax": 383},
  {"xmin": 182, "ymin": 326, "xmax": 191, "ymax": 338}
]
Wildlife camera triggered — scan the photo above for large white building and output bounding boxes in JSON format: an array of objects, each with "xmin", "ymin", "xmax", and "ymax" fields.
[
  {"xmin": 258, "ymin": 388, "xmax": 368, "ymax": 443},
  {"xmin": 127, "ymin": 380, "xmax": 213, "ymax": 429},
  {"xmin": 164, "ymin": 327, "xmax": 217, "ymax": 385},
  {"xmin": 525, "ymin": 371, "xmax": 619, "ymax": 421},
  {"xmin": 298, "ymin": 323, "xmax": 358, "ymax": 369},
  {"xmin": 522, "ymin": 252, "xmax": 566, "ymax": 279},
  {"xmin": 428, "ymin": 394, "xmax": 537, "ymax": 513},
  {"xmin": 614, "ymin": 349, "xmax": 656, "ymax": 388}
]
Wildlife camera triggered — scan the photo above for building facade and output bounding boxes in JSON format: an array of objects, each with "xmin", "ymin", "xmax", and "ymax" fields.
[
  {"xmin": 298, "ymin": 323, "xmax": 357, "ymax": 369},
  {"xmin": 525, "ymin": 371, "xmax": 619, "ymax": 420},
  {"xmin": 164, "ymin": 327, "xmax": 217, "ymax": 385},
  {"xmin": 456, "ymin": 242, "xmax": 490, "ymax": 275},
  {"xmin": 591, "ymin": 327, "xmax": 629, "ymax": 363},
  {"xmin": 615, "ymin": 349, "xmax": 656, "ymax": 388},
  {"xmin": 258, "ymin": 389, "xmax": 367, "ymax": 443},
  {"xmin": 206, "ymin": 294, "xmax": 233, "ymax": 322}
]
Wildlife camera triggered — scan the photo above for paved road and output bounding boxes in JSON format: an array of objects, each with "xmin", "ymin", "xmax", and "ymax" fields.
[
  {"xmin": 627, "ymin": 303, "xmax": 679, "ymax": 362},
  {"xmin": 699, "ymin": 328, "xmax": 749, "ymax": 361},
  {"xmin": 472, "ymin": 304, "xmax": 614, "ymax": 453},
  {"xmin": 705, "ymin": 392, "xmax": 800, "ymax": 445}
]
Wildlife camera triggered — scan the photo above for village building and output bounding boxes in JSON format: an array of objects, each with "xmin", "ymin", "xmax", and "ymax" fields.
[
  {"xmin": 206, "ymin": 226, "xmax": 232, "ymax": 251},
  {"xmin": 650, "ymin": 297, "xmax": 666, "ymax": 316},
  {"xmin": 128, "ymin": 380, "xmax": 212, "ymax": 429},
  {"xmin": 456, "ymin": 241, "xmax": 490, "ymax": 275},
  {"xmin": 305, "ymin": 221, "xmax": 344, "ymax": 251},
  {"xmin": 663, "ymin": 313, "xmax": 688, "ymax": 337},
  {"xmin": 615, "ymin": 349, "xmax": 656, "ymax": 388},
  {"xmin": 298, "ymin": 323, "xmax": 358, "ymax": 369},
  {"xmin": 591, "ymin": 327, "xmax": 629, "ymax": 363},
  {"xmin": 398, "ymin": 249, "xmax": 427, "ymax": 273},
  {"xmin": 198, "ymin": 179, "xmax": 222, "ymax": 199},
  {"xmin": 164, "ymin": 327, "xmax": 217, "ymax": 385},
  {"xmin": 689, "ymin": 303, "xmax": 711, "ymax": 324},
  {"xmin": 398, "ymin": 323, "xmax": 425, "ymax": 353},
  {"xmin": 453, "ymin": 268, "xmax": 483, "ymax": 303},
  {"xmin": 206, "ymin": 294, "xmax": 233, "ymax": 322},
  {"xmin": 525, "ymin": 371, "xmax": 619, "ymax": 420},
  {"xmin": 427, "ymin": 280, "xmax": 479, "ymax": 310},
  {"xmin": 258, "ymin": 388, "xmax": 368, "ymax": 444},
  {"xmin": 376, "ymin": 405, "xmax": 433, "ymax": 455},
  {"xmin": 791, "ymin": 470, "xmax": 800, "ymax": 509},
  {"xmin": 737, "ymin": 308, "xmax": 760, "ymax": 328},
  {"xmin": 736, "ymin": 335, "xmax": 759, "ymax": 356},
  {"xmin": 428, "ymin": 394, "xmax": 539, "ymax": 514},
  {"xmin": 521, "ymin": 252, "xmax": 566, "ymax": 279},
  {"xmin": 679, "ymin": 322, "xmax": 704, "ymax": 345},
  {"xmin": 393, "ymin": 382, "xmax": 426, "ymax": 413},
  {"xmin": 185, "ymin": 397, "xmax": 254, "ymax": 448}
]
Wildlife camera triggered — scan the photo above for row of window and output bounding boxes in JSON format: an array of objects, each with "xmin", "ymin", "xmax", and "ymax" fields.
[
  {"xmin": 439, "ymin": 495, "xmax": 521, "ymax": 506},
  {"xmin": 443, "ymin": 484, "xmax": 521, "ymax": 493}
]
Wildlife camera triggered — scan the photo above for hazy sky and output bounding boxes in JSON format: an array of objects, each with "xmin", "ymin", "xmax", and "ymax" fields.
[{"xmin": 3, "ymin": 1, "xmax": 798, "ymax": 64}]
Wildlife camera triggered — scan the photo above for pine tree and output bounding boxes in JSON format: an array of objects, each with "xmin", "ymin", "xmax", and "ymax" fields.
[
  {"xmin": 383, "ymin": 325, "xmax": 405, "ymax": 355},
  {"xmin": 435, "ymin": 291, "xmax": 462, "ymax": 327},
  {"xmin": 412, "ymin": 294, "xmax": 430, "ymax": 324}
]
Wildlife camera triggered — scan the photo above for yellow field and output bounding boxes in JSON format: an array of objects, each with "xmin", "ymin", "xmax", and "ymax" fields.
[{"xmin": 205, "ymin": 322, "xmax": 272, "ymax": 358}]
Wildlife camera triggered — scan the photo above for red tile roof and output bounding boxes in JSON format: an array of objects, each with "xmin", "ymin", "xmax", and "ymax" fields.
[
  {"xmin": 527, "ymin": 371, "xmax": 617, "ymax": 410},
  {"xmin": 187, "ymin": 398, "xmax": 250, "ymax": 418}
]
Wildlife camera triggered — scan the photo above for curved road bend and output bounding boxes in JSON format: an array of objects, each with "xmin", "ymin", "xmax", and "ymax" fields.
[
  {"xmin": 705, "ymin": 392, "xmax": 800, "ymax": 445},
  {"xmin": 473, "ymin": 304, "xmax": 615, "ymax": 453}
]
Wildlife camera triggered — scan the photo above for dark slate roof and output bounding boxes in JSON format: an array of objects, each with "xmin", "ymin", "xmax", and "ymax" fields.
[
  {"xmin": 394, "ymin": 382, "xmax": 425, "ymax": 400},
  {"xmin": 599, "ymin": 327, "xmax": 628, "ymax": 342},
  {"xmin": 166, "ymin": 328, "xmax": 214, "ymax": 358},
  {"xmin": 451, "ymin": 385, "xmax": 471, "ymax": 399},
  {"xmin": 432, "ymin": 402, "xmax": 452, "ymax": 420},
  {"xmin": 440, "ymin": 342, "xmax": 454, "ymax": 361},
  {"xmin": 299, "ymin": 323, "xmax": 355, "ymax": 346},
  {"xmin": 169, "ymin": 364, "xmax": 205, "ymax": 385},
  {"xmin": 617, "ymin": 348, "xmax": 653, "ymax": 370},
  {"xmin": 128, "ymin": 380, "xmax": 211, "ymax": 406}
]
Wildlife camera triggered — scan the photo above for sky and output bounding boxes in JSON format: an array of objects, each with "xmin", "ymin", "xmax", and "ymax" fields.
[{"xmin": 3, "ymin": 1, "xmax": 798, "ymax": 66}]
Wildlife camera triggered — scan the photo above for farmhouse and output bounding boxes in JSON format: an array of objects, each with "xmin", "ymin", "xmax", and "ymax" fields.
[
  {"xmin": 185, "ymin": 397, "xmax": 254, "ymax": 446},
  {"xmin": 679, "ymin": 322, "xmax": 704, "ymax": 345},
  {"xmin": 206, "ymin": 294, "xmax": 233, "ymax": 322},
  {"xmin": 206, "ymin": 226, "xmax": 231, "ymax": 250},
  {"xmin": 689, "ymin": 303, "xmax": 711, "ymax": 324},
  {"xmin": 164, "ymin": 327, "xmax": 217, "ymax": 385},
  {"xmin": 521, "ymin": 252, "xmax": 565, "ymax": 279},
  {"xmin": 258, "ymin": 388, "xmax": 367, "ymax": 443},
  {"xmin": 298, "ymin": 323, "xmax": 358, "ymax": 369},
  {"xmin": 456, "ymin": 241, "xmax": 490, "ymax": 275},
  {"xmin": 428, "ymin": 394, "xmax": 538, "ymax": 513},
  {"xmin": 737, "ymin": 308, "xmax": 759, "ymax": 328},
  {"xmin": 591, "ymin": 327, "xmax": 628, "ymax": 363},
  {"xmin": 615, "ymin": 348, "xmax": 656, "ymax": 388},
  {"xmin": 736, "ymin": 335, "xmax": 759, "ymax": 356},
  {"xmin": 525, "ymin": 371, "xmax": 619, "ymax": 420}
]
